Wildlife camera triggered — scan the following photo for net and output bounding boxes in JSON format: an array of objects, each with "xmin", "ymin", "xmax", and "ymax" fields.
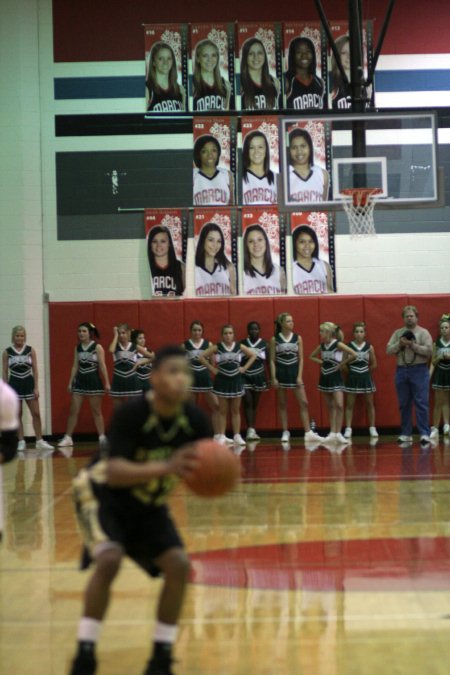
[{"xmin": 341, "ymin": 188, "xmax": 383, "ymax": 237}]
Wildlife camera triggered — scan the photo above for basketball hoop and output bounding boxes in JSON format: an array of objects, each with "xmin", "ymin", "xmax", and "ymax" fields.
[{"xmin": 341, "ymin": 188, "xmax": 383, "ymax": 237}]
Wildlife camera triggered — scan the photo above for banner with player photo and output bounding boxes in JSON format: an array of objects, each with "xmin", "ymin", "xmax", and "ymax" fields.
[
  {"xmin": 194, "ymin": 208, "xmax": 238, "ymax": 297},
  {"xmin": 193, "ymin": 116, "xmax": 237, "ymax": 206},
  {"xmin": 290, "ymin": 211, "xmax": 335, "ymax": 295},
  {"xmin": 281, "ymin": 118, "xmax": 332, "ymax": 206},
  {"xmin": 190, "ymin": 23, "xmax": 235, "ymax": 112},
  {"xmin": 236, "ymin": 22, "xmax": 282, "ymax": 111},
  {"xmin": 144, "ymin": 24, "xmax": 189, "ymax": 113},
  {"xmin": 282, "ymin": 22, "xmax": 326, "ymax": 111},
  {"xmin": 241, "ymin": 207, "xmax": 286, "ymax": 296},
  {"xmin": 327, "ymin": 21, "xmax": 374, "ymax": 110},
  {"xmin": 145, "ymin": 209, "xmax": 188, "ymax": 297},
  {"xmin": 241, "ymin": 116, "xmax": 279, "ymax": 206}
]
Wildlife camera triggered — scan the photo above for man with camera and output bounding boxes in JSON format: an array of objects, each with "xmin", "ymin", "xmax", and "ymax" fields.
[{"xmin": 386, "ymin": 305, "xmax": 433, "ymax": 444}]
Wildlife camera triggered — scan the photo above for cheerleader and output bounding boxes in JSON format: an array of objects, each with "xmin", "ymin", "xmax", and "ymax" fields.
[
  {"xmin": 287, "ymin": 128, "xmax": 329, "ymax": 203},
  {"xmin": 199, "ymin": 324, "xmax": 256, "ymax": 446},
  {"xmin": 240, "ymin": 38, "xmax": 280, "ymax": 110},
  {"xmin": 2, "ymin": 325, "xmax": 53, "ymax": 452},
  {"xmin": 193, "ymin": 39, "xmax": 231, "ymax": 111},
  {"xmin": 269, "ymin": 313, "xmax": 323, "ymax": 444},
  {"xmin": 182, "ymin": 321, "xmax": 219, "ymax": 433},
  {"xmin": 195, "ymin": 222, "xmax": 236, "ymax": 296},
  {"xmin": 243, "ymin": 224, "xmax": 286, "ymax": 295},
  {"xmin": 430, "ymin": 316, "xmax": 450, "ymax": 438},
  {"xmin": 241, "ymin": 321, "xmax": 269, "ymax": 441},
  {"xmin": 131, "ymin": 329, "xmax": 154, "ymax": 392},
  {"xmin": 242, "ymin": 131, "xmax": 277, "ymax": 205},
  {"xmin": 109, "ymin": 324, "xmax": 141, "ymax": 408},
  {"xmin": 57, "ymin": 323, "xmax": 110, "ymax": 449},
  {"xmin": 193, "ymin": 135, "xmax": 234, "ymax": 206},
  {"xmin": 343, "ymin": 322, "xmax": 378, "ymax": 439},
  {"xmin": 310, "ymin": 323, "xmax": 357, "ymax": 444}
]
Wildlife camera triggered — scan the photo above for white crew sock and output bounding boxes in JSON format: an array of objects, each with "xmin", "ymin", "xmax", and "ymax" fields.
[
  {"xmin": 153, "ymin": 621, "xmax": 178, "ymax": 644},
  {"xmin": 78, "ymin": 617, "xmax": 101, "ymax": 643}
]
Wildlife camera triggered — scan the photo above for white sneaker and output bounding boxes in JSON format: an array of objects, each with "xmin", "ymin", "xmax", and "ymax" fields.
[
  {"xmin": 430, "ymin": 426, "xmax": 439, "ymax": 439},
  {"xmin": 398, "ymin": 435, "xmax": 413, "ymax": 443},
  {"xmin": 58, "ymin": 435, "xmax": 73, "ymax": 448},
  {"xmin": 443, "ymin": 423, "xmax": 450, "ymax": 435},
  {"xmin": 246, "ymin": 427, "xmax": 260, "ymax": 441},
  {"xmin": 369, "ymin": 426, "xmax": 379, "ymax": 438},
  {"xmin": 344, "ymin": 427, "xmax": 352, "ymax": 439},
  {"xmin": 324, "ymin": 432, "xmax": 338, "ymax": 443},
  {"xmin": 304, "ymin": 430, "xmax": 324, "ymax": 443},
  {"xmin": 233, "ymin": 434, "xmax": 246, "ymax": 446},
  {"xmin": 281, "ymin": 430, "xmax": 290, "ymax": 442},
  {"xmin": 216, "ymin": 434, "xmax": 234, "ymax": 445},
  {"xmin": 335, "ymin": 433, "xmax": 350, "ymax": 445},
  {"xmin": 17, "ymin": 440, "xmax": 26, "ymax": 451},
  {"xmin": 36, "ymin": 439, "xmax": 54, "ymax": 451}
]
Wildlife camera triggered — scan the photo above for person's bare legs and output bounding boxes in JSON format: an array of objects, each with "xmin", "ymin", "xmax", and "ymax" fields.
[
  {"xmin": 88, "ymin": 396, "xmax": 105, "ymax": 436},
  {"xmin": 217, "ymin": 397, "xmax": 228, "ymax": 436},
  {"xmin": 345, "ymin": 393, "xmax": 356, "ymax": 429},
  {"xmin": 230, "ymin": 397, "xmax": 241, "ymax": 435},
  {"xmin": 66, "ymin": 394, "xmax": 84, "ymax": 436},
  {"xmin": 17, "ymin": 400, "xmax": 24, "ymax": 441},
  {"xmin": 333, "ymin": 391, "xmax": 344, "ymax": 433},
  {"xmin": 293, "ymin": 387, "xmax": 311, "ymax": 432},
  {"xmin": 323, "ymin": 392, "xmax": 336, "ymax": 433},
  {"xmin": 26, "ymin": 398, "xmax": 43, "ymax": 440},
  {"xmin": 277, "ymin": 388, "xmax": 288, "ymax": 432},
  {"xmin": 82, "ymin": 547, "xmax": 123, "ymax": 620},
  {"xmin": 365, "ymin": 393, "xmax": 376, "ymax": 428},
  {"xmin": 204, "ymin": 391, "xmax": 220, "ymax": 434}
]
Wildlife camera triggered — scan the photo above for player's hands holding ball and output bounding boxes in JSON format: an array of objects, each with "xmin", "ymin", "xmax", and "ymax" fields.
[
  {"xmin": 178, "ymin": 438, "xmax": 241, "ymax": 498},
  {"xmin": 167, "ymin": 445, "xmax": 200, "ymax": 479}
]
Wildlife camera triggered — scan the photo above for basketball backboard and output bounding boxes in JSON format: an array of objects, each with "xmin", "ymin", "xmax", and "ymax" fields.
[{"xmin": 280, "ymin": 112, "xmax": 439, "ymax": 209}]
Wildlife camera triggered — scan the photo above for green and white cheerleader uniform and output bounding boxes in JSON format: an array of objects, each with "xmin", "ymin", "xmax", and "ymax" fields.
[
  {"xmin": 135, "ymin": 353, "xmax": 152, "ymax": 392},
  {"xmin": 318, "ymin": 339, "xmax": 344, "ymax": 392},
  {"xmin": 6, "ymin": 345, "xmax": 35, "ymax": 400},
  {"xmin": 274, "ymin": 333, "xmax": 300, "ymax": 388},
  {"xmin": 213, "ymin": 342, "xmax": 245, "ymax": 398},
  {"xmin": 344, "ymin": 341, "xmax": 376, "ymax": 394},
  {"xmin": 184, "ymin": 339, "xmax": 213, "ymax": 393},
  {"xmin": 242, "ymin": 337, "xmax": 268, "ymax": 391},
  {"xmin": 432, "ymin": 338, "xmax": 450, "ymax": 390},
  {"xmin": 72, "ymin": 341, "xmax": 104, "ymax": 396},
  {"xmin": 111, "ymin": 342, "xmax": 141, "ymax": 398}
]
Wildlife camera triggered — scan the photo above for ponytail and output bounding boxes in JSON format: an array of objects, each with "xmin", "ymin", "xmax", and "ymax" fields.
[{"xmin": 274, "ymin": 312, "xmax": 291, "ymax": 336}]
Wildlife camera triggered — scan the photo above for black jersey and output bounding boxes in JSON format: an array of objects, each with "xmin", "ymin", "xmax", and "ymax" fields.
[
  {"xmin": 193, "ymin": 80, "xmax": 228, "ymax": 111},
  {"xmin": 91, "ymin": 397, "xmax": 212, "ymax": 514},
  {"xmin": 242, "ymin": 82, "xmax": 279, "ymax": 111},
  {"xmin": 147, "ymin": 87, "xmax": 184, "ymax": 113},
  {"xmin": 332, "ymin": 81, "xmax": 352, "ymax": 110},
  {"xmin": 286, "ymin": 75, "xmax": 325, "ymax": 110},
  {"xmin": 150, "ymin": 260, "xmax": 184, "ymax": 297}
]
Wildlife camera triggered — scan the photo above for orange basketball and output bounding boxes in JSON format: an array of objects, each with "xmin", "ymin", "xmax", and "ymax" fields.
[{"xmin": 184, "ymin": 439, "xmax": 241, "ymax": 498}]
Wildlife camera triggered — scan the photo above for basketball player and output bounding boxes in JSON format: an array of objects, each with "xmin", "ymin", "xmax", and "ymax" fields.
[
  {"xmin": 199, "ymin": 325, "xmax": 256, "ymax": 446},
  {"xmin": 310, "ymin": 323, "xmax": 357, "ymax": 444},
  {"xmin": 147, "ymin": 226, "xmax": 185, "ymax": 297},
  {"xmin": 0, "ymin": 380, "xmax": 19, "ymax": 542},
  {"xmin": 292, "ymin": 225, "xmax": 334, "ymax": 295},
  {"xmin": 240, "ymin": 38, "xmax": 280, "ymax": 110},
  {"xmin": 146, "ymin": 42, "xmax": 186, "ymax": 113},
  {"xmin": 287, "ymin": 128, "xmax": 329, "ymax": 203},
  {"xmin": 109, "ymin": 324, "xmax": 141, "ymax": 408},
  {"xmin": 193, "ymin": 39, "xmax": 231, "ymax": 111},
  {"xmin": 270, "ymin": 312, "xmax": 324, "ymax": 444},
  {"xmin": 343, "ymin": 322, "xmax": 378, "ymax": 439},
  {"xmin": 69, "ymin": 346, "xmax": 212, "ymax": 675},
  {"xmin": 58, "ymin": 323, "xmax": 110, "ymax": 450},
  {"xmin": 242, "ymin": 131, "xmax": 277, "ymax": 205},
  {"xmin": 243, "ymin": 224, "xmax": 286, "ymax": 295},
  {"xmin": 193, "ymin": 135, "xmax": 234, "ymax": 206},
  {"xmin": 330, "ymin": 35, "xmax": 352, "ymax": 110},
  {"xmin": 2, "ymin": 325, "xmax": 53, "ymax": 451},
  {"xmin": 285, "ymin": 36, "xmax": 325, "ymax": 111},
  {"xmin": 195, "ymin": 222, "xmax": 236, "ymax": 296}
]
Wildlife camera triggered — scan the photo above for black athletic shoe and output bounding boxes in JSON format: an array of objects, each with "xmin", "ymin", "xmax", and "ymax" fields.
[
  {"xmin": 69, "ymin": 653, "xmax": 97, "ymax": 675},
  {"xmin": 143, "ymin": 656, "xmax": 175, "ymax": 675}
]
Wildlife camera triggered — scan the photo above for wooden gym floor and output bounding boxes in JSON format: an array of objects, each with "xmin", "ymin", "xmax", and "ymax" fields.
[{"xmin": 1, "ymin": 437, "xmax": 450, "ymax": 674}]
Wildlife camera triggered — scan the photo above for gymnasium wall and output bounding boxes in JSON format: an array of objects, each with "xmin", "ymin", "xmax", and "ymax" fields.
[{"xmin": 49, "ymin": 295, "xmax": 450, "ymax": 434}]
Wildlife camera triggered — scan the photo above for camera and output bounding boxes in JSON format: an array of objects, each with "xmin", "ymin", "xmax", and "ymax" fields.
[{"xmin": 402, "ymin": 330, "xmax": 416, "ymax": 341}]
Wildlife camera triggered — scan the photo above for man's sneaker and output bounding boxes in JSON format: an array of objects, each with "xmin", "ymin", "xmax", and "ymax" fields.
[
  {"xmin": 36, "ymin": 439, "xmax": 54, "ymax": 451},
  {"xmin": 335, "ymin": 433, "xmax": 350, "ymax": 445},
  {"xmin": 144, "ymin": 650, "xmax": 175, "ymax": 675},
  {"xmin": 398, "ymin": 435, "xmax": 413, "ymax": 443},
  {"xmin": 420, "ymin": 435, "xmax": 431, "ymax": 445},
  {"xmin": 17, "ymin": 440, "xmax": 26, "ymax": 451},
  {"xmin": 443, "ymin": 423, "xmax": 450, "ymax": 435},
  {"xmin": 344, "ymin": 427, "xmax": 352, "ymax": 439},
  {"xmin": 70, "ymin": 652, "xmax": 97, "ymax": 675},
  {"xmin": 58, "ymin": 434, "xmax": 73, "ymax": 447},
  {"xmin": 430, "ymin": 426, "xmax": 439, "ymax": 439},
  {"xmin": 233, "ymin": 433, "xmax": 246, "ymax": 446},
  {"xmin": 369, "ymin": 426, "xmax": 379, "ymax": 438},
  {"xmin": 281, "ymin": 430, "xmax": 290, "ymax": 442},
  {"xmin": 246, "ymin": 427, "xmax": 260, "ymax": 441},
  {"xmin": 304, "ymin": 430, "xmax": 324, "ymax": 443}
]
